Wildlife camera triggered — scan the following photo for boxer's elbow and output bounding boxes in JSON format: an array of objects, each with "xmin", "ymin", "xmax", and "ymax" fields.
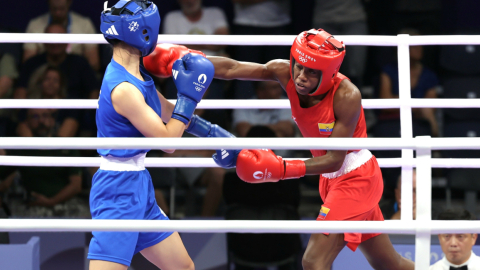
[
  {"xmin": 329, "ymin": 152, "xmax": 346, "ymax": 172},
  {"xmin": 162, "ymin": 149, "xmax": 175, "ymax": 154},
  {"xmin": 330, "ymin": 160, "xmax": 344, "ymax": 172},
  {"xmin": 305, "ymin": 154, "xmax": 345, "ymax": 175}
]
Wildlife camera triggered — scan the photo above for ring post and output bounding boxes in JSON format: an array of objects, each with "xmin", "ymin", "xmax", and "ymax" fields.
[
  {"xmin": 415, "ymin": 136, "xmax": 432, "ymax": 269},
  {"xmin": 398, "ymin": 34, "xmax": 414, "ymax": 221}
]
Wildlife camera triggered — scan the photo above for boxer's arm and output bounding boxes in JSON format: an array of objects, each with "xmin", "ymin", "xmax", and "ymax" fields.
[
  {"xmin": 304, "ymin": 80, "xmax": 362, "ymax": 175},
  {"xmin": 157, "ymin": 90, "xmax": 175, "ymax": 123},
  {"xmin": 112, "ymin": 82, "xmax": 185, "ymax": 140},
  {"xmin": 207, "ymin": 56, "xmax": 289, "ymax": 83}
]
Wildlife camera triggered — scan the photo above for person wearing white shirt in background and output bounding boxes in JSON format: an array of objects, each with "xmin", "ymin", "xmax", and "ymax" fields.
[
  {"xmin": 23, "ymin": 0, "xmax": 100, "ymax": 72},
  {"xmin": 430, "ymin": 209, "xmax": 480, "ymax": 270},
  {"xmin": 163, "ymin": 0, "xmax": 229, "ymax": 57}
]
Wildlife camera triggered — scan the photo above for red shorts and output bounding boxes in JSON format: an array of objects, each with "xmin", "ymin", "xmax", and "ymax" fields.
[{"xmin": 316, "ymin": 156, "xmax": 384, "ymax": 251}]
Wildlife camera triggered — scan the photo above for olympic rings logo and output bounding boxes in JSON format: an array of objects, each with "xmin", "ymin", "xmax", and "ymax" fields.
[
  {"xmin": 195, "ymin": 86, "xmax": 202, "ymax": 92},
  {"xmin": 298, "ymin": 56, "xmax": 308, "ymax": 63}
]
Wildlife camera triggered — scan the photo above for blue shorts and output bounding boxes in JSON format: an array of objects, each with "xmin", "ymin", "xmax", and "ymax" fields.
[{"xmin": 88, "ymin": 169, "xmax": 173, "ymax": 266}]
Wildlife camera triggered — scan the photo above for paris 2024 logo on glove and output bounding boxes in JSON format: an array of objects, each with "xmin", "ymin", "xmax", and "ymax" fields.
[
  {"xmin": 253, "ymin": 169, "xmax": 273, "ymax": 180},
  {"xmin": 195, "ymin": 74, "xmax": 207, "ymax": 92},
  {"xmin": 252, "ymin": 149, "xmax": 273, "ymax": 180}
]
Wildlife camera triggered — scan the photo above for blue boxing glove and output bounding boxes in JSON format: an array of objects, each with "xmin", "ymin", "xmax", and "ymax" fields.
[
  {"xmin": 171, "ymin": 53, "xmax": 214, "ymax": 124},
  {"xmin": 186, "ymin": 115, "xmax": 240, "ymax": 169}
]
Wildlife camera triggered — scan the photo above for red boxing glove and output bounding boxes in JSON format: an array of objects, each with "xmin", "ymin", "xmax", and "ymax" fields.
[
  {"xmin": 143, "ymin": 43, "xmax": 206, "ymax": 78},
  {"xmin": 236, "ymin": 149, "xmax": 306, "ymax": 183}
]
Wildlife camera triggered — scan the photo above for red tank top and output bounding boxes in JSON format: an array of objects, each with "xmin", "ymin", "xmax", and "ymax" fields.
[{"xmin": 286, "ymin": 73, "xmax": 368, "ymax": 157}]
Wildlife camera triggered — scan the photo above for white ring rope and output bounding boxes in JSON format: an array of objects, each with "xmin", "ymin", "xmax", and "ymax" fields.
[
  {"xmin": 1, "ymin": 156, "xmax": 480, "ymax": 168},
  {"xmin": 2, "ymin": 98, "xmax": 480, "ymax": 109},
  {"xmin": 2, "ymin": 33, "xmax": 480, "ymax": 46},
  {"xmin": 0, "ymin": 219, "xmax": 479, "ymax": 234},
  {"xmin": 0, "ymin": 137, "xmax": 477, "ymax": 150}
]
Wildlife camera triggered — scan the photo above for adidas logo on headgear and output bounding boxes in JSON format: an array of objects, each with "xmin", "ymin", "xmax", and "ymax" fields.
[{"xmin": 106, "ymin": 25, "xmax": 119, "ymax": 36}]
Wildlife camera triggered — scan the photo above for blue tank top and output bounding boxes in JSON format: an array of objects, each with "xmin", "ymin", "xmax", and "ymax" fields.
[{"xmin": 96, "ymin": 59, "xmax": 162, "ymax": 157}]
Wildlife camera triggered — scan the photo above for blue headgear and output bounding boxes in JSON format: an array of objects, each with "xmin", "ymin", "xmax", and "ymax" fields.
[{"xmin": 100, "ymin": 0, "xmax": 160, "ymax": 57}]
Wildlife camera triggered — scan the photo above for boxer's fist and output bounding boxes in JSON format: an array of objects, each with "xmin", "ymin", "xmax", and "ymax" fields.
[
  {"xmin": 171, "ymin": 53, "xmax": 214, "ymax": 124},
  {"xmin": 236, "ymin": 149, "xmax": 306, "ymax": 183},
  {"xmin": 143, "ymin": 43, "xmax": 206, "ymax": 78},
  {"xmin": 173, "ymin": 53, "xmax": 214, "ymax": 103}
]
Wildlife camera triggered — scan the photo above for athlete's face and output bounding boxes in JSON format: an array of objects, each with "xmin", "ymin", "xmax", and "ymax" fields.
[
  {"xmin": 438, "ymin": 233, "xmax": 477, "ymax": 265},
  {"xmin": 27, "ymin": 109, "xmax": 54, "ymax": 137},
  {"xmin": 292, "ymin": 62, "xmax": 320, "ymax": 96},
  {"xmin": 41, "ymin": 70, "xmax": 62, "ymax": 98},
  {"xmin": 44, "ymin": 24, "xmax": 68, "ymax": 57},
  {"xmin": 49, "ymin": 0, "xmax": 71, "ymax": 23},
  {"xmin": 179, "ymin": 0, "xmax": 201, "ymax": 16}
]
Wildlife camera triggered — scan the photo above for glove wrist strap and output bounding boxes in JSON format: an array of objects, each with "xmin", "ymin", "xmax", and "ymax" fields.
[
  {"xmin": 283, "ymin": 160, "xmax": 306, "ymax": 180},
  {"xmin": 186, "ymin": 115, "xmax": 212, "ymax": 137},
  {"xmin": 172, "ymin": 96, "xmax": 197, "ymax": 124}
]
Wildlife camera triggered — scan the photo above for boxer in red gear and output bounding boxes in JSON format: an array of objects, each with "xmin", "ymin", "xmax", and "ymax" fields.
[{"xmin": 144, "ymin": 29, "xmax": 414, "ymax": 270}]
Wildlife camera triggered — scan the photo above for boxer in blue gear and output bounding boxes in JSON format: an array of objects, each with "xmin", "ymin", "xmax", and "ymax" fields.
[{"xmin": 90, "ymin": 1, "xmax": 211, "ymax": 269}]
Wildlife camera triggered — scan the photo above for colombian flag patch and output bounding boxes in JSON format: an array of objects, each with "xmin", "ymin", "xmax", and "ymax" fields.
[
  {"xmin": 318, "ymin": 206, "xmax": 330, "ymax": 220},
  {"xmin": 318, "ymin": 122, "xmax": 335, "ymax": 135}
]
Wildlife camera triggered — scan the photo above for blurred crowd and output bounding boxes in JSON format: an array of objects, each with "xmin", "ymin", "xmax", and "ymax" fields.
[{"xmin": 0, "ymin": 0, "xmax": 479, "ymax": 227}]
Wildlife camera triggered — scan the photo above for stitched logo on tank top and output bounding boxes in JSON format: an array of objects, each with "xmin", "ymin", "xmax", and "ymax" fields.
[{"xmin": 318, "ymin": 122, "xmax": 335, "ymax": 135}]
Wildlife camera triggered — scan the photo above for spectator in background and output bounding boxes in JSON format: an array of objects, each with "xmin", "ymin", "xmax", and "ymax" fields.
[
  {"xmin": 377, "ymin": 28, "xmax": 439, "ymax": 137},
  {"xmin": 312, "ymin": 0, "xmax": 368, "ymax": 88},
  {"xmin": 430, "ymin": 209, "xmax": 480, "ymax": 270},
  {"xmin": 231, "ymin": 0, "xmax": 292, "ymax": 98},
  {"xmin": 382, "ymin": 169, "xmax": 441, "ymax": 220},
  {"xmin": 163, "ymin": 0, "xmax": 229, "ymax": 126},
  {"xmin": 233, "ymin": 80, "xmax": 295, "ymax": 156},
  {"xmin": 16, "ymin": 23, "xmax": 99, "ymax": 100},
  {"xmin": 164, "ymin": 0, "xmax": 229, "ymax": 56},
  {"xmin": 0, "ymin": 164, "xmax": 15, "ymax": 243},
  {"xmin": 16, "ymin": 66, "xmax": 80, "ymax": 137},
  {"xmin": 5, "ymin": 109, "xmax": 88, "ymax": 218},
  {"xmin": 0, "ymin": 53, "xmax": 18, "ymax": 136},
  {"xmin": 390, "ymin": 170, "xmax": 416, "ymax": 220},
  {"xmin": 23, "ymin": 0, "xmax": 100, "ymax": 72},
  {"xmin": 0, "ymin": 53, "xmax": 17, "ymax": 99}
]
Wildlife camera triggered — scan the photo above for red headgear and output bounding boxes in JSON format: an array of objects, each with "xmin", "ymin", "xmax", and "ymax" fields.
[{"xmin": 290, "ymin": 29, "xmax": 346, "ymax": 96}]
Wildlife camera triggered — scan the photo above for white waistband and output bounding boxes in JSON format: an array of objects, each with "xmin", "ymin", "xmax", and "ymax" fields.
[
  {"xmin": 100, "ymin": 153, "xmax": 146, "ymax": 171},
  {"xmin": 321, "ymin": 149, "xmax": 373, "ymax": 179}
]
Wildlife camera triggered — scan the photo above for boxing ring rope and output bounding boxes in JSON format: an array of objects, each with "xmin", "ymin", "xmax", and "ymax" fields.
[
  {"xmin": 2, "ymin": 33, "xmax": 480, "ymax": 46},
  {"xmin": 2, "ymin": 33, "xmax": 480, "ymax": 269},
  {"xmin": 1, "ymin": 98, "xmax": 480, "ymax": 109},
  {"xmin": 1, "ymin": 156, "xmax": 480, "ymax": 168},
  {"xmin": 1, "ymin": 219, "xmax": 480, "ymax": 234},
  {"xmin": 0, "ymin": 137, "xmax": 480, "ymax": 150}
]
